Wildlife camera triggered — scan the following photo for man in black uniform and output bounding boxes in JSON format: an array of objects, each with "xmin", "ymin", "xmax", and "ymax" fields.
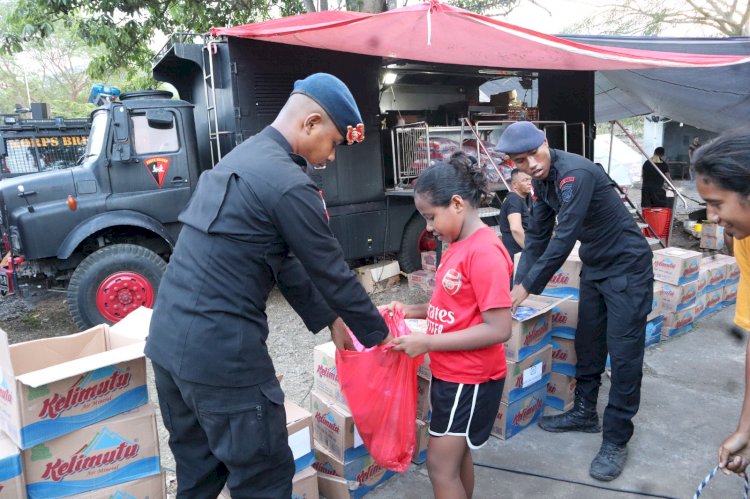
[
  {"xmin": 499, "ymin": 168, "xmax": 532, "ymax": 263},
  {"xmin": 145, "ymin": 73, "xmax": 390, "ymax": 498},
  {"xmin": 498, "ymin": 121, "xmax": 653, "ymax": 482},
  {"xmin": 641, "ymin": 146, "xmax": 672, "ymax": 208}
]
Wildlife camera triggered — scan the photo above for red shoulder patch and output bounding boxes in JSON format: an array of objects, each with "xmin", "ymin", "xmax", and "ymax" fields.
[{"xmin": 559, "ymin": 176, "xmax": 575, "ymax": 189}]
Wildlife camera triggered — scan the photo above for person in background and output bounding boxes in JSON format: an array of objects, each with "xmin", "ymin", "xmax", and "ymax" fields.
[
  {"xmin": 388, "ymin": 152, "xmax": 513, "ymax": 499},
  {"xmin": 641, "ymin": 147, "xmax": 672, "ymax": 208},
  {"xmin": 689, "ymin": 136, "xmax": 702, "ymax": 163},
  {"xmin": 145, "ymin": 73, "xmax": 390, "ymax": 498},
  {"xmin": 499, "ymin": 121, "xmax": 653, "ymax": 482},
  {"xmin": 499, "ymin": 168, "xmax": 532, "ymax": 263},
  {"xmin": 690, "ymin": 129, "xmax": 750, "ymax": 476}
]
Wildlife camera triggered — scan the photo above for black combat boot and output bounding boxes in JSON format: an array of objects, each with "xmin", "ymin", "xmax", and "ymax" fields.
[
  {"xmin": 589, "ymin": 440, "xmax": 628, "ymax": 481},
  {"xmin": 537, "ymin": 395, "xmax": 601, "ymax": 433}
]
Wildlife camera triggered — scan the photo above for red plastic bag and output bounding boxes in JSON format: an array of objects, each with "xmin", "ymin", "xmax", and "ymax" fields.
[{"xmin": 335, "ymin": 307, "xmax": 424, "ymax": 472}]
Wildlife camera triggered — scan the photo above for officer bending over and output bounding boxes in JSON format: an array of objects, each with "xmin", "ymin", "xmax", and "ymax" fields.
[
  {"xmin": 145, "ymin": 73, "xmax": 390, "ymax": 498},
  {"xmin": 499, "ymin": 121, "xmax": 653, "ymax": 482}
]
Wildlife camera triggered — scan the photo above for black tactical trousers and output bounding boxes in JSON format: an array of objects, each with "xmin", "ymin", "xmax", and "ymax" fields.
[
  {"xmin": 574, "ymin": 266, "xmax": 653, "ymax": 446},
  {"xmin": 152, "ymin": 362, "xmax": 294, "ymax": 499}
]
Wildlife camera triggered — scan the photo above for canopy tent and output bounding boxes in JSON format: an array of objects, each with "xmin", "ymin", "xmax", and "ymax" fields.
[
  {"xmin": 563, "ymin": 35, "xmax": 750, "ymax": 133},
  {"xmin": 593, "ymin": 133, "xmax": 644, "ymax": 187},
  {"xmin": 211, "ymin": 2, "xmax": 750, "ymax": 72}
]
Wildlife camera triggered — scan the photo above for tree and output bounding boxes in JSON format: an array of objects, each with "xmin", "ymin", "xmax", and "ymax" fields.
[
  {"xmin": 2, "ymin": 0, "xmax": 306, "ymax": 80},
  {"xmin": 562, "ymin": 0, "xmax": 750, "ymax": 37}
]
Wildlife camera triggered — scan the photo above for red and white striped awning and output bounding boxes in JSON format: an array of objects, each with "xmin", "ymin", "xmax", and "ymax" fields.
[{"xmin": 211, "ymin": 1, "xmax": 750, "ymax": 71}]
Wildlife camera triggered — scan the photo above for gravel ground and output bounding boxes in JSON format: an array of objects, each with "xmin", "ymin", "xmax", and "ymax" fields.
[
  {"xmin": 0, "ymin": 179, "xmax": 710, "ymax": 496},
  {"xmin": 0, "ymin": 274, "xmax": 427, "ymax": 497}
]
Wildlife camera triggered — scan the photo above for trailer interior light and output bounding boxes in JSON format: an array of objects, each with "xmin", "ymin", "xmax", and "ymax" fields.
[{"xmin": 383, "ymin": 72, "xmax": 398, "ymax": 85}]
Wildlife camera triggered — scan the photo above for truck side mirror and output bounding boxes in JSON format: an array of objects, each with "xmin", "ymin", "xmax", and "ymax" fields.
[
  {"xmin": 146, "ymin": 110, "xmax": 174, "ymax": 129},
  {"xmin": 111, "ymin": 106, "xmax": 132, "ymax": 162}
]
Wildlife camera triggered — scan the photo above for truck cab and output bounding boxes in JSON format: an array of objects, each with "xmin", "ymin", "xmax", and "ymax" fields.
[{"xmin": 0, "ymin": 92, "xmax": 202, "ymax": 328}]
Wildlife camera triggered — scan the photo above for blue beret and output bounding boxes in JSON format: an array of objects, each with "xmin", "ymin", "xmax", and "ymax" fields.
[
  {"xmin": 292, "ymin": 73, "xmax": 365, "ymax": 145},
  {"xmin": 497, "ymin": 121, "xmax": 545, "ymax": 154}
]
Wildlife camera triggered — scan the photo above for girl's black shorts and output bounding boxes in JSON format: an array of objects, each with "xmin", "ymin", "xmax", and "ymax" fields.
[{"xmin": 429, "ymin": 376, "xmax": 505, "ymax": 449}]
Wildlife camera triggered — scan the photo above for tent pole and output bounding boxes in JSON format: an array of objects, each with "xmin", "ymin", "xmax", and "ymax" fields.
[{"xmin": 607, "ymin": 121, "xmax": 615, "ymax": 176}]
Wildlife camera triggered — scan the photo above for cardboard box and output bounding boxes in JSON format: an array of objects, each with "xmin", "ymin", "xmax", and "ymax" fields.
[
  {"xmin": 723, "ymin": 282, "xmax": 738, "ymax": 306},
  {"xmin": 705, "ymin": 288, "xmax": 725, "ymax": 316},
  {"xmin": 412, "ymin": 419, "xmax": 429, "ymax": 465},
  {"xmin": 662, "ymin": 306, "xmax": 695, "ymax": 339},
  {"xmin": 700, "ymin": 224, "xmax": 725, "ymax": 250},
  {"xmin": 545, "ymin": 372, "xmax": 576, "ymax": 412},
  {"xmin": 0, "ymin": 318, "xmax": 149, "ymax": 449},
  {"xmin": 23, "ymin": 404, "xmax": 160, "ymax": 499},
  {"xmin": 416, "ymin": 374, "xmax": 431, "ymax": 422},
  {"xmin": 312, "ymin": 342, "xmax": 348, "ymax": 410},
  {"xmin": 354, "ymin": 261, "xmax": 400, "ymax": 294},
  {"xmin": 492, "ymin": 382, "xmax": 546, "ymax": 440},
  {"xmin": 659, "ymin": 281, "xmax": 698, "ymax": 312},
  {"xmin": 407, "ymin": 270, "xmax": 436, "ymax": 295},
  {"xmin": 66, "ymin": 472, "xmax": 165, "ymax": 499},
  {"xmin": 309, "ymin": 391, "xmax": 366, "ymax": 462},
  {"xmin": 541, "ymin": 254, "xmax": 582, "ymax": 299},
  {"xmin": 550, "ymin": 335, "xmax": 576, "ymax": 376},
  {"xmin": 694, "ymin": 293, "xmax": 709, "ymax": 321},
  {"xmin": 502, "ymin": 345, "xmax": 552, "ymax": 403},
  {"xmin": 652, "ymin": 247, "xmax": 701, "ymax": 285},
  {"xmin": 286, "ymin": 401, "xmax": 315, "ymax": 474},
  {"xmin": 505, "ymin": 295, "xmax": 566, "ymax": 362},
  {"xmin": 313, "ymin": 445, "xmax": 395, "ymax": 499},
  {"xmin": 701, "ymin": 257, "xmax": 728, "ymax": 292},
  {"xmin": 697, "ymin": 268, "xmax": 709, "ymax": 296},
  {"xmin": 0, "ymin": 431, "xmax": 25, "ymax": 498},
  {"xmin": 648, "ymin": 281, "xmax": 664, "ymax": 321},
  {"xmin": 549, "ymin": 299, "xmax": 578, "ymax": 337},
  {"xmin": 420, "ymin": 251, "xmax": 437, "ymax": 272},
  {"xmin": 645, "ymin": 316, "xmax": 663, "ymax": 347},
  {"xmin": 713, "ymin": 255, "xmax": 740, "ymax": 284}
]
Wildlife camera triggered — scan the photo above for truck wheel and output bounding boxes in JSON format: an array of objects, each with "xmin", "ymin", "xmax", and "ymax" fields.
[
  {"xmin": 67, "ymin": 244, "xmax": 166, "ymax": 330},
  {"xmin": 398, "ymin": 215, "xmax": 436, "ymax": 273}
]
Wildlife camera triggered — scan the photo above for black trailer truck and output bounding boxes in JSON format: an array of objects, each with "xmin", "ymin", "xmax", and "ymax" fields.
[{"xmin": 0, "ymin": 34, "xmax": 593, "ymax": 329}]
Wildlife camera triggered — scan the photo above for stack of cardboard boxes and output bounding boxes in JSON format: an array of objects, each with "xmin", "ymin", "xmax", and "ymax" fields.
[
  {"xmin": 652, "ymin": 247, "xmax": 702, "ymax": 339},
  {"xmin": 408, "ymin": 251, "xmax": 438, "ymax": 295},
  {"xmin": 310, "ymin": 342, "xmax": 396, "ymax": 498},
  {"xmin": 406, "ymin": 318, "xmax": 431, "ymax": 467},
  {"xmin": 492, "ymin": 295, "xmax": 563, "ymax": 440},
  {"xmin": 0, "ymin": 307, "xmax": 165, "ymax": 499},
  {"xmin": 541, "ymin": 252, "xmax": 582, "ymax": 413}
]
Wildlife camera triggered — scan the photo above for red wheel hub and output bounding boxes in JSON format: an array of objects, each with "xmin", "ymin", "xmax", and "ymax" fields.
[
  {"xmin": 96, "ymin": 271, "xmax": 155, "ymax": 323},
  {"xmin": 418, "ymin": 229, "xmax": 437, "ymax": 252}
]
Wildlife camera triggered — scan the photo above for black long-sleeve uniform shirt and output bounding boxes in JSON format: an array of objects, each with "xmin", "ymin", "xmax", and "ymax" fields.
[
  {"xmin": 516, "ymin": 149, "xmax": 652, "ymax": 294},
  {"xmin": 145, "ymin": 127, "xmax": 388, "ymax": 387}
]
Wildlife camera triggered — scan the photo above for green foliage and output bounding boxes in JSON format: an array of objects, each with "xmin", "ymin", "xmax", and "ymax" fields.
[
  {"xmin": 447, "ymin": 0, "xmax": 519, "ymax": 16},
  {"xmin": 2, "ymin": 0, "xmax": 307, "ymax": 80}
]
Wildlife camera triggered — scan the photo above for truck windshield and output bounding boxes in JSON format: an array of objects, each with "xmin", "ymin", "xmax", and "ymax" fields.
[{"xmin": 81, "ymin": 111, "xmax": 108, "ymax": 163}]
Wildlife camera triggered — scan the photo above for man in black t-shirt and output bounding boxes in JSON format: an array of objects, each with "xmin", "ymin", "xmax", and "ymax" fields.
[
  {"xmin": 499, "ymin": 168, "xmax": 532, "ymax": 262},
  {"xmin": 641, "ymin": 147, "xmax": 671, "ymax": 208}
]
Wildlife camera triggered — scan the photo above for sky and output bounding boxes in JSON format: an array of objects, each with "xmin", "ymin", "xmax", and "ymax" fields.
[{"xmin": 501, "ymin": 0, "xmax": 718, "ymax": 36}]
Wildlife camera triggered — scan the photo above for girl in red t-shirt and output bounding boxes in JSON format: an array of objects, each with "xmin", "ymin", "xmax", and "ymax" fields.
[{"xmin": 390, "ymin": 152, "xmax": 513, "ymax": 499}]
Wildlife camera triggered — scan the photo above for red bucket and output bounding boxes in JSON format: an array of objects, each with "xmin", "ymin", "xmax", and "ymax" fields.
[{"xmin": 642, "ymin": 207, "xmax": 672, "ymax": 244}]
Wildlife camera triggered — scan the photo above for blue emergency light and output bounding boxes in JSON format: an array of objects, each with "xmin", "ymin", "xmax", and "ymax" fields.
[{"xmin": 88, "ymin": 84, "xmax": 122, "ymax": 105}]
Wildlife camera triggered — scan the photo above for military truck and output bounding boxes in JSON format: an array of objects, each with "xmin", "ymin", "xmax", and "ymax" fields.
[{"xmin": 0, "ymin": 33, "xmax": 592, "ymax": 329}]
